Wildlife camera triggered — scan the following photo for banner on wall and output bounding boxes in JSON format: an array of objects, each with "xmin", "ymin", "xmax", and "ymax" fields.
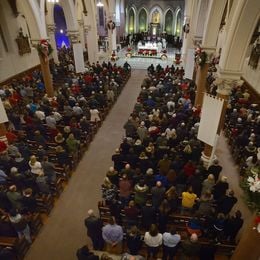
[
  {"xmin": 73, "ymin": 43, "xmax": 85, "ymax": 73},
  {"xmin": 197, "ymin": 94, "xmax": 224, "ymax": 146},
  {"xmin": 0, "ymin": 98, "xmax": 8, "ymax": 124},
  {"xmin": 185, "ymin": 48, "xmax": 195, "ymax": 80}
]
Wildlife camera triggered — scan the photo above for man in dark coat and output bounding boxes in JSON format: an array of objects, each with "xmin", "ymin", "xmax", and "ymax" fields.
[
  {"xmin": 217, "ymin": 190, "xmax": 238, "ymax": 215},
  {"xmin": 84, "ymin": 209, "xmax": 104, "ymax": 250},
  {"xmin": 208, "ymin": 159, "xmax": 222, "ymax": 182}
]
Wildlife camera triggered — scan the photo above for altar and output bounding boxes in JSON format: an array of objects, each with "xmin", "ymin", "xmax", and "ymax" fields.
[{"xmin": 137, "ymin": 42, "xmax": 162, "ymax": 53}]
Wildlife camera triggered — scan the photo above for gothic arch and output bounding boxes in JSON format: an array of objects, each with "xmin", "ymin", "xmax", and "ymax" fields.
[
  {"xmin": 149, "ymin": 5, "xmax": 163, "ymax": 25},
  {"xmin": 174, "ymin": 7, "xmax": 182, "ymax": 36},
  {"xmin": 19, "ymin": 0, "xmax": 47, "ymax": 39},
  {"xmin": 219, "ymin": 1, "xmax": 260, "ymax": 73},
  {"xmin": 128, "ymin": 6, "xmax": 137, "ymax": 33},
  {"xmin": 164, "ymin": 8, "xmax": 174, "ymax": 34},
  {"xmin": 138, "ymin": 7, "xmax": 148, "ymax": 32},
  {"xmin": 60, "ymin": 0, "xmax": 78, "ymax": 31}
]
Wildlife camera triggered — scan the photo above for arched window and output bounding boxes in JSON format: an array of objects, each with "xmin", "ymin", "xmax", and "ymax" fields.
[
  {"xmin": 164, "ymin": 10, "xmax": 173, "ymax": 34},
  {"xmin": 175, "ymin": 9, "xmax": 182, "ymax": 36},
  {"xmin": 54, "ymin": 4, "xmax": 70, "ymax": 48},
  {"xmin": 139, "ymin": 8, "xmax": 147, "ymax": 32},
  {"xmin": 128, "ymin": 7, "xmax": 135, "ymax": 34}
]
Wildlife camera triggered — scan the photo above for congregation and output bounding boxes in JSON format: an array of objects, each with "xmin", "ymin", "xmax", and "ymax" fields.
[
  {"xmin": 82, "ymin": 63, "xmax": 259, "ymax": 260},
  {"xmin": 0, "ymin": 50, "xmax": 131, "ymax": 259}
]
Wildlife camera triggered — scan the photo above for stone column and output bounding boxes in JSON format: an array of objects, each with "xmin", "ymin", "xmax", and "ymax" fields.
[
  {"xmin": 108, "ymin": 17, "xmax": 117, "ymax": 52},
  {"xmin": 47, "ymin": 24, "xmax": 59, "ymax": 64},
  {"xmin": 84, "ymin": 25, "xmax": 98, "ymax": 64},
  {"xmin": 194, "ymin": 48, "xmax": 215, "ymax": 107},
  {"xmin": 67, "ymin": 30, "xmax": 85, "ymax": 73},
  {"xmin": 231, "ymin": 213, "xmax": 260, "ymax": 260},
  {"xmin": 78, "ymin": 19, "xmax": 86, "ymax": 51},
  {"xmin": 194, "ymin": 62, "xmax": 209, "ymax": 107},
  {"xmin": 182, "ymin": 0, "xmax": 196, "ymax": 66},
  {"xmin": 38, "ymin": 53, "xmax": 54, "ymax": 97},
  {"xmin": 83, "ymin": 9, "xmax": 99, "ymax": 64},
  {"xmin": 107, "ymin": 0, "xmax": 117, "ymax": 53}
]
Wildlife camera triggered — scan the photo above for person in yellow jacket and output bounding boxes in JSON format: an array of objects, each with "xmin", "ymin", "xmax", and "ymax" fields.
[{"xmin": 181, "ymin": 186, "xmax": 198, "ymax": 214}]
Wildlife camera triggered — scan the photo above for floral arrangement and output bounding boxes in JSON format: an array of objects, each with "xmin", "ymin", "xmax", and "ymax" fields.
[
  {"xmin": 107, "ymin": 20, "xmax": 116, "ymax": 31},
  {"xmin": 195, "ymin": 47, "xmax": 207, "ymax": 67},
  {"xmin": 247, "ymin": 172, "xmax": 260, "ymax": 193},
  {"xmin": 37, "ymin": 39, "xmax": 53, "ymax": 61},
  {"xmin": 253, "ymin": 215, "xmax": 260, "ymax": 233},
  {"xmin": 125, "ymin": 47, "xmax": 132, "ymax": 58},
  {"xmin": 241, "ymin": 166, "xmax": 260, "ymax": 211},
  {"xmin": 161, "ymin": 53, "xmax": 167, "ymax": 60},
  {"xmin": 175, "ymin": 53, "xmax": 181, "ymax": 64}
]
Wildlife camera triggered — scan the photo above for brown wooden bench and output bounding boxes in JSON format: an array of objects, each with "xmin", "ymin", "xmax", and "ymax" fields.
[{"xmin": 0, "ymin": 236, "xmax": 29, "ymax": 259}]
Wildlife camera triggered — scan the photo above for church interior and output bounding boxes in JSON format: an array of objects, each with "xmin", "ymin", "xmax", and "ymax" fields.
[{"xmin": 0, "ymin": 0, "xmax": 259, "ymax": 259}]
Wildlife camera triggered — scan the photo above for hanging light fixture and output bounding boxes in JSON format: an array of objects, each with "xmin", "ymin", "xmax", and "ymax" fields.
[
  {"xmin": 47, "ymin": 0, "xmax": 59, "ymax": 3},
  {"xmin": 97, "ymin": 0, "xmax": 104, "ymax": 7}
]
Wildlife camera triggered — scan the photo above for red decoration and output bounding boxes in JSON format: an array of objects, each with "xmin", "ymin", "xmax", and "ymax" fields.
[{"xmin": 0, "ymin": 141, "xmax": 7, "ymax": 153}]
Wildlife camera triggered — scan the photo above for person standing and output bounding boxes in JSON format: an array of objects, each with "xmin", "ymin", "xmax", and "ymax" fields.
[
  {"xmin": 9, "ymin": 209, "xmax": 32, "ymax": 244},
  {"xmin": 208, "ymin": 159, "xmax": 222, "ymax": 182},
  {"xmin": 217, "ymin": 190, "xmax": 238, "ymax": 215},
  {"xmin": 162, "ymin": 228, "xmax": 181, "ymax": 260},
  {"xmin": 182, "ymin": 233, "xmax": 201, "ymax": 259},
  {"xmin": 102, "ymin": 217, "xmax": 123, "ymax": 254},
  {"xmin": 126, "ymin": 226, "xmax": 143, "ymax": 256},
  {"xmin": 144, "ymin": 224, "xmax": 162, "ymax": 259},
  {"xmin": 84, "ymin": 209, "xmax": 104, "ymax": 250}
]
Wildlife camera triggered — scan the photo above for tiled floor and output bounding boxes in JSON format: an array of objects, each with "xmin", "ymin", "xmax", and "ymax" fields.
[{"xmin": 99, "ymin": 47, "xmax": 182, "ymax": 69}]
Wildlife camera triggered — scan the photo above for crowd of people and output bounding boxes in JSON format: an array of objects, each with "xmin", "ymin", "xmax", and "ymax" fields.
[
  {"xmin": 223, "ymin": 85, "xmax": 260, "ymax": 171},
  {"xmin": 81, "ymin": 64, "xmax": 246, "ymax": 260},
  {"xmin": 0, "ymin": 51, "xmax": 131, "ymax": 258}
]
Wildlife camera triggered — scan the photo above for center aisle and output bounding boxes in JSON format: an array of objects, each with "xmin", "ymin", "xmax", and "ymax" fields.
[{"xmin": 25, "ymin": 70, "xmax": 146, "ymax": 260}]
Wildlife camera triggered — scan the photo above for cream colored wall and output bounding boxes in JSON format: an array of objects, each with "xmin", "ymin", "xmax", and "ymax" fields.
[
  {"xmin": 242, "ymin": 57, "xmax": 260, "ymax": 94},
  {"xmin": 0, "ymin": 0, "xmax": 40, "ymax": 82}
]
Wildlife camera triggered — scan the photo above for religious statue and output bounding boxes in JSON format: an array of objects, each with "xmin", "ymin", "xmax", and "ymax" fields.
[
  {"xmin": 15, "ymin": 28, "xmax": 31, "ymax": 56},
  {"xmin": 152, "ymin": 10, "xmax": 160, "ymax": 24}
]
